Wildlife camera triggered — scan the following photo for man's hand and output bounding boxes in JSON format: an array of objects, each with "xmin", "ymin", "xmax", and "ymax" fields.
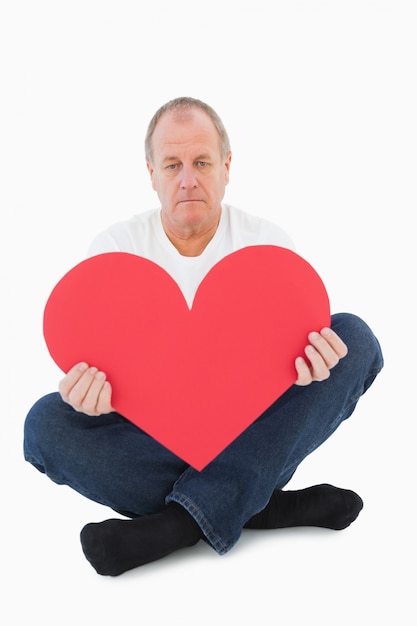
[
  {"xmin": 58, "ymin": 362, "xmax": 114, "ymax": 415},
  {"xmin": 295, "ymin": 327, "xmax": 348, "ymax": 386}
]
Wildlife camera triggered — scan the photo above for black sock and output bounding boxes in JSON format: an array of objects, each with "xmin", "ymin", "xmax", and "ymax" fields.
[
  {"xmin": 244, "ymin": 484, "xmax": 364, "ymax": 531},
  {"xmin": 80, "ymin": 502, "xmax": 203, "ymax": 576}
]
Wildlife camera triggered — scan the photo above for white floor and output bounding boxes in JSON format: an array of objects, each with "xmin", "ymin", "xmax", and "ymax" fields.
[{"xmin": 2, "ymin": 2, "xmax": 415, "ymax": 624}]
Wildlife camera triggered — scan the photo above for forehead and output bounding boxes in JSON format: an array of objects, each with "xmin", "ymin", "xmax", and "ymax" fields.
[{"xmin": 152, "ymin": 109, "xmax": 221, "ymax": 159}]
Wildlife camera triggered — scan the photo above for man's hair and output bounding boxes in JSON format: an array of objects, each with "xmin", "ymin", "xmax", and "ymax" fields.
[{"xmin": 144, "ymin": 96, "xmax": 231, "ymax": 164}]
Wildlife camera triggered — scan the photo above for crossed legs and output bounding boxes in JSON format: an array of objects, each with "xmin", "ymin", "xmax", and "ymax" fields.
[{"xmin": 24, "ymin": 313, "xmax": 383, "ymax": 575}]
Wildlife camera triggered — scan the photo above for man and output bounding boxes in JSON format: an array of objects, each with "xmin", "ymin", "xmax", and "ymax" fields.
[{"xmin": 24, "ymin": 97, "xmax": 383, "ymax": 576}]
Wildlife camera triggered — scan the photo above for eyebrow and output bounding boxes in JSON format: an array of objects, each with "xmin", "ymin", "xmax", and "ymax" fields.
[{"xmin": 161, "ymin": 153, "xmax": 213, "ymax": 164}]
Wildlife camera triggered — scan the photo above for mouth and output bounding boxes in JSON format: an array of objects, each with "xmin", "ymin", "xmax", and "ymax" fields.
[{"xmin": 177, "ymin": 199, "xmax": 206, "ymax": 208}]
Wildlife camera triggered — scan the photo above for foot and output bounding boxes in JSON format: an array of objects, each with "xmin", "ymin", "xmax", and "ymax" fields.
[
  {"xmin": 80, "ymin": 502, "xmax": 203, "ymax": 576},
  {"xmin": 244, "ymin": 484, "xmax": 364, "ymax": 531}
]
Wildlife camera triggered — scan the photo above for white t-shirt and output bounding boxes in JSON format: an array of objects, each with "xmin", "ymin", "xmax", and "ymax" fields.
[{"xmin": 88, "ymin": 204, "xmax": 295, "ymax": 308}]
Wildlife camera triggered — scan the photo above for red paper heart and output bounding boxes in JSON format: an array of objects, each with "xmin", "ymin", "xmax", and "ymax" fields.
[{"xmin": 43, "ymin": 246, "xmax": 330, "ymax": 470}]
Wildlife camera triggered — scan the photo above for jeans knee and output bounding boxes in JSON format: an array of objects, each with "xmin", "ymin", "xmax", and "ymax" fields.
[
  {"xmin": 23, "ymin": 392, "xmax": 63, "ymax": 467},
  {"xmin": 331, "ymin": 312, "xmax": 384, "ymax": 377}
]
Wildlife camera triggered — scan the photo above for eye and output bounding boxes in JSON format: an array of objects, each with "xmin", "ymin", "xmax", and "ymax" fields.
[
  {"xmin": 197, "ymin": 161, "xmax": 209, "ymax": 167},
  {"xmin": 166, "ymin": 163, "xmax": 178, "ymax": 170}
]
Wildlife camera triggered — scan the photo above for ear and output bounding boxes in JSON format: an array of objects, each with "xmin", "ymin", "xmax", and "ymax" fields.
[
  {"xmin": 146, "ymin": 161, "xmax": 157, "ymax": 191},
  {"xmin": 224, "ymin": 152, "xmax": 232, "ymax": 185}
]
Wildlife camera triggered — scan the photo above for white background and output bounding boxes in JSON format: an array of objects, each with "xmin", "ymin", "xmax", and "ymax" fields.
[{"xmin": 1, "ymin": 1, "xmax": 415, "ymax": 624}]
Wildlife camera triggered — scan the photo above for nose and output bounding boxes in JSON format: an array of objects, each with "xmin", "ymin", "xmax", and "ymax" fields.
[{"xmin": 180, "ymin": 164, "xmax": 198, "ymax": 189}]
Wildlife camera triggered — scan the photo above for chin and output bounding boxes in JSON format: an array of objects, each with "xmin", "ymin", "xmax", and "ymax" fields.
[{"xmin": 177, "ymin": 203, "xmax": 208, "ymax": 219}]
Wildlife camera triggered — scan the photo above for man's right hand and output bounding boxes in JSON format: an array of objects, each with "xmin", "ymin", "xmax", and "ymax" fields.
[{"xmin": 58, "ymin": 362, "xmax": 114, "ymax": 416}]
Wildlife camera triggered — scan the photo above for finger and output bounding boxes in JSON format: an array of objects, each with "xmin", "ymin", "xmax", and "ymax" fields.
[
  {"xmin": 58, "ymin": 362, "xmax": 89, "ymax": 401},
  {"xmin": 307, "ymin": 332, "xmax": 338, "ymax": 369},
  {"xmin": 304, "ymin": 344, "xmax": 331, "ymax": 381},
  {"xmin": 294, "ymin": 356, "xmax": 314, "ymax": 386},
  {"xmin": 308, "ymin": 331, "xmax": 345, "ymax": 369},
  {"xmin": 320, "ymin": 328, "xmax": 348, "ymax": 359},
  {"xmin": 96, "ymin": 380, "xmax": 114, "ymax": 415},
  {"xmin": 65, "ymin": 366, "xmax": 100, "ymax": 411},
  {"xmin": 72, "ymin": 369, "xmax": 108, "ymax": 415}
]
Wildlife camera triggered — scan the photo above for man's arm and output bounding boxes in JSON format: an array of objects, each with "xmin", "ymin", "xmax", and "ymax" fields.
[{"xmin": 295, "ymin": 327, "xmax": 348, "ymax": 386}]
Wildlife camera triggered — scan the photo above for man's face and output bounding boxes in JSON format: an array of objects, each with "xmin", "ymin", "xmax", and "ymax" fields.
[{"xmin": 147, "ymin": 108, "xmax": 231, "ymax": 233}]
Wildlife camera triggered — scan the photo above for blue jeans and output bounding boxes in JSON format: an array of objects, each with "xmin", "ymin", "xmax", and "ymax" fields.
[{"xmin": 24, "ymin": 313, "xmax": 383, "ymax": 555}]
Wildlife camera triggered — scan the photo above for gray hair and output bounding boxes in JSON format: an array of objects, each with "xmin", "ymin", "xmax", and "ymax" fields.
[{"xmin": 144, "ymin": 96, "xmax": 231, "ymax": 164}]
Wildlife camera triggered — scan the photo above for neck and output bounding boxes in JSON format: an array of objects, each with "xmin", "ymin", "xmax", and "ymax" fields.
[
  {"xmin": 164, "ymin": 228, "xmax": 216, "ymax": 257},
  {"xmin": 161, "ymin": 211, "xmax": 221, "ymax": 257}
]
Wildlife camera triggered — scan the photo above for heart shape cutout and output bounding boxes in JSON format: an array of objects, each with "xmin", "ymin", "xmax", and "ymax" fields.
[{"xmin": 43, "ymin": 245, "xmax": 330, "ymax": 470}]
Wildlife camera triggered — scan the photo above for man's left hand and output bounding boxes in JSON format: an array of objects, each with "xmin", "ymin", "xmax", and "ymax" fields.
[{"xmin": 295, "ymin": 327, "xmax": 348, "ymax": 386}]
